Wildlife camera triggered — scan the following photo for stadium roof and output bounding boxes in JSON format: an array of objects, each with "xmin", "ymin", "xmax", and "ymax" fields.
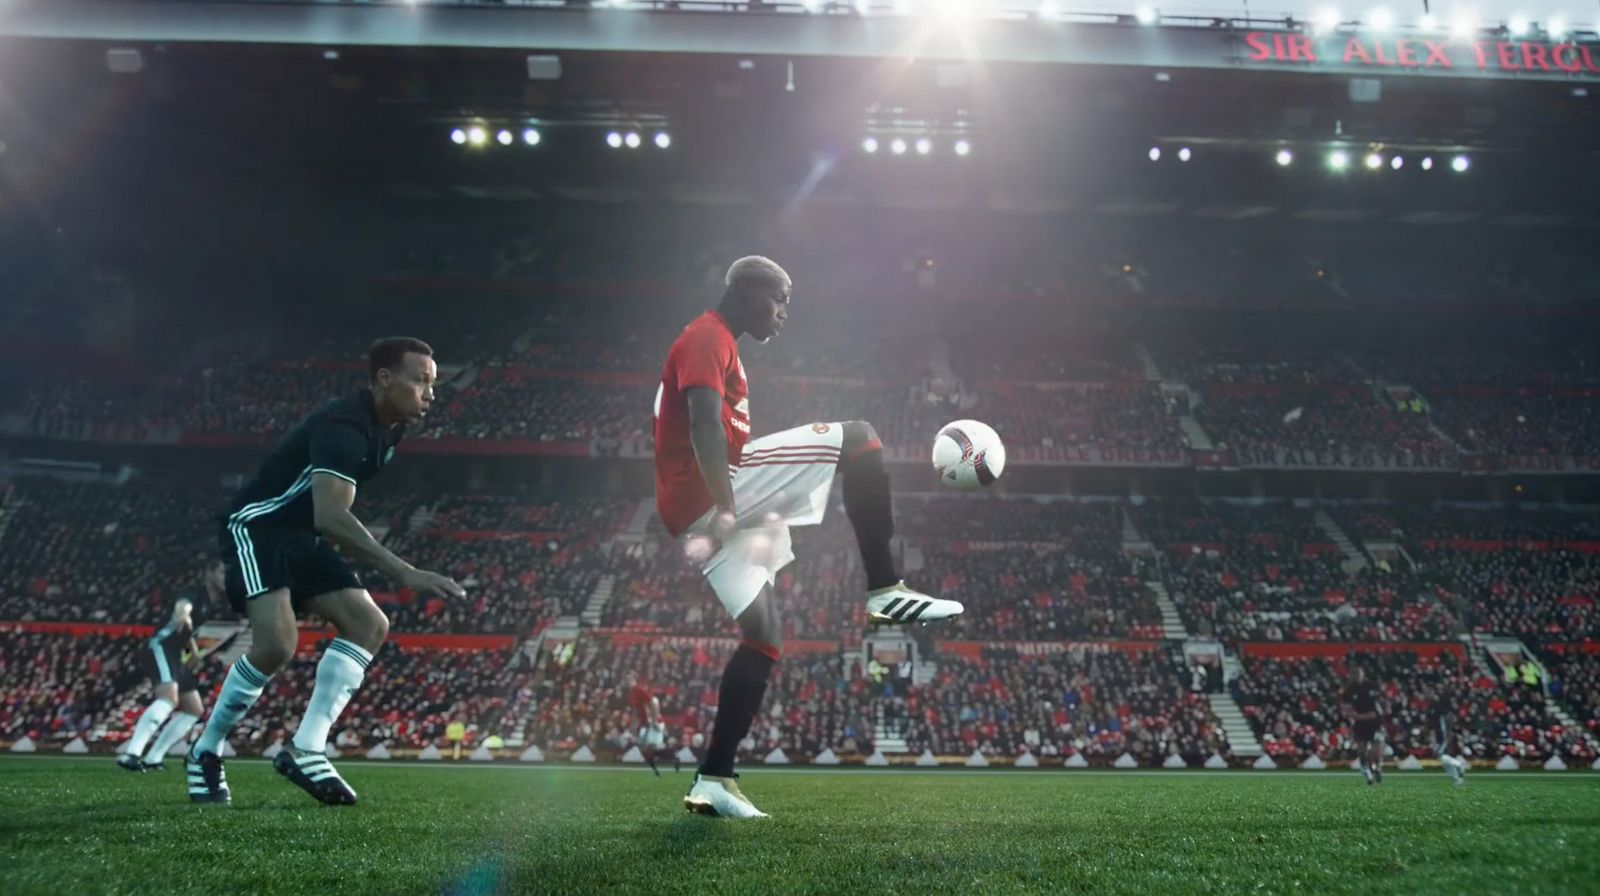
[{"xmin": 0, "ymin": 24, "xmax": 1595, "ymax": 224}]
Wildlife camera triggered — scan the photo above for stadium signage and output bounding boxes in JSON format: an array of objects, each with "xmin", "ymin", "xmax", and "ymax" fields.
[
  {"xmin": 1243, "ymin": 32, "xmax": 1600, "ymax": 77},
  {"xmin": 1232, "ymin": 445, "xmax": 1458, "ymax": 471},
  {"xmin": 1501, "ymin": 455, "xmax": 1600, "ymax": 474}
]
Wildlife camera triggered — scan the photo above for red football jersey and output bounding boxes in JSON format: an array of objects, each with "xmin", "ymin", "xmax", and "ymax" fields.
[
  {"xmin": 654, "ymin": 310, "xmax": 750, "ymax": 536},
  {"xmin": 628, "ymin": 684, "xmax": 654, "ymax": 723}
]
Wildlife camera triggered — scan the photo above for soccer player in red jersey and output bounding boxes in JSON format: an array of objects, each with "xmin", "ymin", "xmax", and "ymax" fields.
[
  {"xmin": 627, "ymin": 673, "xmax": 675, "ymax": 777},
  {"xmin": 654, "ymin": 255, "xmax": 962, "ymax": 819}
]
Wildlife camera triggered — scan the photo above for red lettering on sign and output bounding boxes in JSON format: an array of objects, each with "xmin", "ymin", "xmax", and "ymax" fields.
[
  {"xmin": 1344, "ymin": 38, "xmax": 1372, "ymax": 65},
  {"xmin": 1552, "ymin": 44, "xmax": 1582, "ymax": 73},
  {"xmin": 1245, "ymin": 31, "xmax": 1272, "ymax": 61},
  {"xmin": 1287, "ymin": 34, "xmax": 1317, "ymax": 62},
  {"xmin": 1423, "ymin": 40, "xmax": 1453, "ymax": 67},
  {"xmin": 1372, "ymin": 41, "xmax": 1395, "ymax": 65},
  {"xmin": 1520, "ymin": 42, "xmax": 1551, "ymax": 72},
  {"xmin": 1394, "ymin": 39, "xmax": 1419, "ymax": 66},
  {"xmin": 1471, "ymin": 42, "xmax": 1491, "ymax": 68},
  {"xmin": 1497, "ymin": 42, "xmax": 1522, "ymax": 70},
  {"xmin": 1583, "ymin": 45, "xmax": 1600, "ymax": 74}
]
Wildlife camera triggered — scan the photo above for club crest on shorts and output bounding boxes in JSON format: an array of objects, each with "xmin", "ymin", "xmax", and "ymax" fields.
[{"xmin": 812, "ymin": 423, "xmax": 830, "ymax": 434}]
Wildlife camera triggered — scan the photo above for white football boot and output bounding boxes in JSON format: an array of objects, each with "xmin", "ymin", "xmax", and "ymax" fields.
[
  {"xmin": 684, "ymin": 773, "xmax": 769, "ymax": 819},
  {"xmin": 867, "ymin": 582, "xmax": 964, "ymax": 625}
]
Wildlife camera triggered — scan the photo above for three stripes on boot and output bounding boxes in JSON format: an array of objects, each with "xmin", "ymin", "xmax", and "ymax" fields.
[{"xmin": 875, "ymin": 596, "xmax": 932, "ymax": 622}]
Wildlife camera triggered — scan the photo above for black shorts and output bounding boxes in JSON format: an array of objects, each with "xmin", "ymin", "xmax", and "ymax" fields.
[
  {"xmin": 139, "ymin": 643, "xmax": 199, "ymax": 692},
  {"xmin": 218, "ymin": 523, "xmax": 363, "ymax": 615},
  {"xmin": 1353, "ymin": 719, "xmax": 1384, "ymax": 742}
]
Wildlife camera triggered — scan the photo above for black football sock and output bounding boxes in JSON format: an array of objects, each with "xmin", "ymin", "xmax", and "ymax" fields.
[
  {"xmin": 698, "ymin": 641, "xmax": 778, "ymax": 779},
  {"xmin": 841, "ymin": 441, "xmax": 900, "ymax": 591}
]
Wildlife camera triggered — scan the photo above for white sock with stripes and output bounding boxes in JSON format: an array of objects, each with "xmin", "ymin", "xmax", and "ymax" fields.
[
  {"xmin": 292, "ymin": 639, "xmax": 373, "ymax": 754},
  {"xmin": 195, "ymin": 657, "xmax": 270, "ymax": 757},
  {"xmin": 145, "ymin": 711, "xmax": 198, "ymax": 764},
  {"xmin": 124, "ymin": 699, "xmax": 173, "ymax": 757}
]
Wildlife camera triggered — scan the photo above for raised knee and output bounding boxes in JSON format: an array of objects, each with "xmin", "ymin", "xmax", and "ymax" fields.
[
  {"xmin": 347, "ymin": 608, "xmax": 389, "ymax": 653},
  {"xmin": 250, "ymin": 644, "xmax": 293, "ymax": 675},
  {"xmin": 369, "ymin": 611, "xmax": 390, "ymax": 647}
]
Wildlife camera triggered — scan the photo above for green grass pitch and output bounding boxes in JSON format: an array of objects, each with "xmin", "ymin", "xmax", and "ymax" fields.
[{"xmin": 2, "ymin": 757, "xmax": 1597, "ymax": 895}]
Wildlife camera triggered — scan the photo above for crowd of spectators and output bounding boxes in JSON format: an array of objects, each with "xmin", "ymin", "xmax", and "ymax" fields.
[
  {"xmin": 0, "ymin": 476, "xmax": 635, "ymax": 636},
  {"xmin": 1430, "ymin": 391, "xmax": 1600, "ymax": 457},
  {"xmin": 1235, "ymin": 649, "xmax": 1593, "ymax": 763},
  {"xmin": 0, "ymin": 628, "xmax": 524, "ymax": 753},
  {"xmin": 0, "ymin": 630, "xmax": 146, "ymax": 747},
  {"xmin": 238, "ymin": 640, "xmax": 520, "ymax": 752},
  {"xmin": 525, "ymin": 637, "xmax": 878, "ymax": 763},
  {"xmin": 1194, "ymin": 385, "xmax": 1449, "ymax": 458},
  {"xmin": 892, "ymin": 647, "xmax": 1228, "ymax": 763},
  {"xmin": 1423, "ymin": 548, "xmax": 1599, "ymax": 643},
  {"xmin": 1543, "ymin": 648, "xmax": 1600, "ymax": 737},
  {"xmin": 1135, "ymin": 500, "xmax": 1457, "ymax": 642},
  {"xmin": 0, "ymin": 478, "xmax": 223, "ymax": 624}
]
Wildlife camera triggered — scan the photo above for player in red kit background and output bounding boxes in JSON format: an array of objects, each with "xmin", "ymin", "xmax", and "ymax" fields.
[
  {"xmin": 654, "ymin": 255, "xmax": 962, "ymax": 819},
  {"xmin": 627, "ymin": 672, "xmax": 676, "ymax": 777}
]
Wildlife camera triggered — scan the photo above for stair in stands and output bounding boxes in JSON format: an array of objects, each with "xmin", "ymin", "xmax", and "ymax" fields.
[
  {"xmin": 406, "ymin": 501, "xmax": 438, "ymax": 534},
  {"xmin": 1147, "ymin": 580, "xmax": 1190, "ymax": 640},
  {"xmin": 579, "ymin": 575, "xmax": 617, "ymax": 627},
  {"xmin": 1131, "ymin": 342, "xmax": 1163, "ymax": 380},
  {"xmin": 1176, "ymin": 414, "xmax": 1216, "ymax": 452},
  {"xmin": 873, "ymin": 704, "xmax": 909, "ymax": 754},
  {"xmin": 1313, "ymin": 509, "xmax": 1369, "ymax": 574},
  {"xmin": 611, "ymin": 499, "xmax": 656, "ymax": 546},
  {"xmin": 1207, "ymin": 693, "xmax": 1263, "ymax": 758}
]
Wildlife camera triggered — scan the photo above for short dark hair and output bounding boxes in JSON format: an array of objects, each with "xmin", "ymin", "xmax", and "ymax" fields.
[{"xmin": 368, "ymin": 337, "xmax": 434, "ymax": 382}]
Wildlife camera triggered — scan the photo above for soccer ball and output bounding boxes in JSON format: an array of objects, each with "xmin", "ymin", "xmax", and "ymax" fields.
[{"xmin": 932, "ymin": 419, "xmax": 1006, "ymax": 490}]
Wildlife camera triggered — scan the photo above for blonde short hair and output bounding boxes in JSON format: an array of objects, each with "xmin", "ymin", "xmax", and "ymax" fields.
[{"xmin": 724, "ymin": 255, "xmax": 791, "ymax": 292}]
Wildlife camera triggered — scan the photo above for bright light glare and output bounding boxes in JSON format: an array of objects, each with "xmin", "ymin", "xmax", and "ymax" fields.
[
  {"xmin": 1328, "ymin": 150, "xmax": 1350, "ymax": 170},
  {"xmin": 1276, "ymin": 149, "xmax": 1294, "ymax": 166}
]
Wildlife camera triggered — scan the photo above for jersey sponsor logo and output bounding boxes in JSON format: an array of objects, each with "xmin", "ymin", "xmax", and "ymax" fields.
[{"xmin": 812, "ymin": 423, "xmax": 830, "ymax": 434}]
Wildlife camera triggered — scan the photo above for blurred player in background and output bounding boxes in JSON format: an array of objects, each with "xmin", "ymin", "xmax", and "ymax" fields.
[
  {"xmin": 653, "ymin": 256, "xmax": 963, "ymax": 819},
  {"xmin": 1342, "ymin": 665, "xmax": 1385, "ymax": 785},
  {"xmin": 1430, "ymin": 696, "xmax": 1468, "ymax": 786},
  {"xmin": 117, "ymin": 561, "xmax": 224, "ymax": 772},
  {"xmin": 627, "ymin": 672, "xmax": 677, "ymax": 777}
]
